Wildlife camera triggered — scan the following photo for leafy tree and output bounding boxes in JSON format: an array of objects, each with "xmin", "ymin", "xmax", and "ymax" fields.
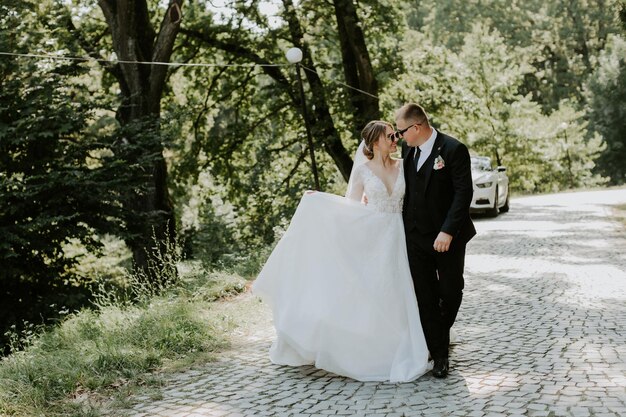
[
  {"xmin": 540, "ymin": 104, "xmax": 607, "ymax": 190},
  {"xmin": 0, "ymin": 1, "xmax": 126, "ymax": 351},
  {"xmin": 170, "ymin": 0, "xmax": 404, "ymax": 243},
  {"xmin": 383, "ymin": 23, "xmax": 605, "ymax": 192},
  {"xmin": 407, "ymin": 0, "xmax": 623, "ymax": 111},
  {"xmin": 585, "ymin": 34, "xmax": 626, "ymax": 184},
  {"xmin": 63, "ymin": 0, "xmax": 184, "ymax": 279}
]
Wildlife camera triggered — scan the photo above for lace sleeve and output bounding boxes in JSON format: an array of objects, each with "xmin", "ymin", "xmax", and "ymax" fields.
[
  {"xmin": 345, "ymin": 164, "xmax": 365, "ymax": 202},
  {"xmin": 345, "ymin": 140, "xmax": 368, "ymax": 202}
]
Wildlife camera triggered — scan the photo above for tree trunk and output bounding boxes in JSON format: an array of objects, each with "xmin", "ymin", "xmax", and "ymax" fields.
[
  {"xmin": 333, "ymin": 0, "xmax": 380, "ymax": 136},
  {"xmin": 282, "ymin": 0, "xmax": 353, "ymax": 181},
  {"xmin": 98, "ymin": 0, "xmax": 182, "ymax": 280},
  {"xmin": 181, "ymin": 3, "xmax": 355, "ymax": 181}
]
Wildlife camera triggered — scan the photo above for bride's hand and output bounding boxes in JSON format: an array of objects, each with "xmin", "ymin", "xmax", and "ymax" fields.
[{"xmin": 306, "ymin": 190, "xmax": 317, "ymax": 195}]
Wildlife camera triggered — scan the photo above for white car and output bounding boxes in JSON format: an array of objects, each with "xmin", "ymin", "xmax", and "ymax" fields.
[{"xmin": 470, "ymin": 156, "xmax": 509, "ymax": 216}]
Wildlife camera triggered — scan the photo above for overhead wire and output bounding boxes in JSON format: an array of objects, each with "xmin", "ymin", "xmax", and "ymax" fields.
[{"xmin": 0, "ymin": 51, "xmax": 381, "ymax": 99}]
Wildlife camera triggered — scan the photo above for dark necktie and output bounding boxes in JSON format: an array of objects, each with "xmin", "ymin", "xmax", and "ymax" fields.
[{"xmin": 414, "ymin": 147, "xmax": 421, "ymax": 171}]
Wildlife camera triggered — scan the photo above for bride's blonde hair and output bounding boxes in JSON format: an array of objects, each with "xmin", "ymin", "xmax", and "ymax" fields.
[{"xmin": 361, "ymin": 121, "xmax": 392, "ymax": 160}]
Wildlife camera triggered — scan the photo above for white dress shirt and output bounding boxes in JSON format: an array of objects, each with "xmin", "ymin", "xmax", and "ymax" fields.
[{"xmin": 414, "ymin": 128, "xmax": 438, "ymax": 171}]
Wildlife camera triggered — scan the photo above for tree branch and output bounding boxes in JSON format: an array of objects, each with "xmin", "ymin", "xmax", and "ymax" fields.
[
  {"xmin": 150, "ymin": 0, "xmax": 184, "ymax": 105},
  {"xmin": 180, "ymin": 28, "xmax": 295, "ymax": 101},
  {"xmin": 268, "ymin": 136, "xmax": 300, "ymax": 153},
  {"xmin": 281, "ymin": 149, "xmax": 308, "ymax": 188},
  {"xmin": 193, "ymin": 59, "xmax": 234, "ymax": 144},
  {"xmin": 217, "ymin": 67, "xmax": 257, "ymax": 103},
  {"xmin": 64, "ymin": 13, "xmax": 127, "ymax": 93},
  {"xmin": 97, "ymin": 0, "xmax": 115, "ymax": 24}
]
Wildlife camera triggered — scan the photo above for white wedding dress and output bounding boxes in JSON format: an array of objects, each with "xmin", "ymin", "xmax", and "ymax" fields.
[{"xmin": 252, "ymin": 159, "xmax": 431, "ymax": 382}]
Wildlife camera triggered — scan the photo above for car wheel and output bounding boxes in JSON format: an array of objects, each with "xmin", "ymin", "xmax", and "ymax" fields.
[
  {"xmin": 487, "ymin": 187, "xmax": 499, "ymax": 217},
  {"xmin": 500, "ymin": 186, "xmax": 510, "ymax": 213}
]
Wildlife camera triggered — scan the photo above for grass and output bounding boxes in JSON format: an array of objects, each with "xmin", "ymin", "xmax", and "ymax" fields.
[{"xmin": 0, "ymin": 261, "xmax": 248, "ymax": 417}]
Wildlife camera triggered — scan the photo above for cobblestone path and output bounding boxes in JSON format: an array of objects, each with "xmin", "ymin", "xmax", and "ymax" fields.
[{"xmin": 130, "ymin": 189, "xmax": 626, "ymax": 417}]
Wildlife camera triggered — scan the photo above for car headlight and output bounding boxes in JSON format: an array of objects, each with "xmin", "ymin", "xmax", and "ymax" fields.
[{"xmin": 475, "ymin": 182, "xmax": 493, "ymax": 188}]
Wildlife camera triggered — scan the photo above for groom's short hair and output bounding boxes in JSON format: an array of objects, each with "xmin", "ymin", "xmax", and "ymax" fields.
[{"xmin": 397, "ymin": 103, "xmax": 429, "ymax": 126}]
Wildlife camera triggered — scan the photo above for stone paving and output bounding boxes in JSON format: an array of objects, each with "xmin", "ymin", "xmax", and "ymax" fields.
[{"xmin": 129, "ymin": 188, "xmax": 626, "ymax": 416}]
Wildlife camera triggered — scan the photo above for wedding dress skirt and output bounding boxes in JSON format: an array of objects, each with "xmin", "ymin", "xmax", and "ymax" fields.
[{"xmin": 253, "ymin": 191, "xmax": 431, "ymax": 382}]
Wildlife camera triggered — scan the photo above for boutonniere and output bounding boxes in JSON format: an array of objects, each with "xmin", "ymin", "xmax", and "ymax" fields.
[{"xmin": 433, "ymin": 155, "xmax": 445, "ymax": 170}]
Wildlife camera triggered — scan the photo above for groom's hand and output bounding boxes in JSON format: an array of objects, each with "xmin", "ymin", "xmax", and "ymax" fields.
[{"xmin": 434, "ymin": 232, "xmax": 453, "ymax": 253}]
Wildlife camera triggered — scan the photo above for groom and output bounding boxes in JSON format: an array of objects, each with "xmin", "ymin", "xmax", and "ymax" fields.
[{"xmin": 396, "ymin": 103, "xmax": 476, "ymax": 378}]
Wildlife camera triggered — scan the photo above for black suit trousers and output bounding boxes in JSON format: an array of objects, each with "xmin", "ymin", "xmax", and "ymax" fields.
[{"xmin": 405, "ymin": 229, "xmax": 465, "ymax": 360}]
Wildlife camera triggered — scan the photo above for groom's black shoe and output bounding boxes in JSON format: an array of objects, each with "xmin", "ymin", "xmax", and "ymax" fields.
[{"xmin": 432, "ymin": 357, "xmax": 449, "ymax": 378}]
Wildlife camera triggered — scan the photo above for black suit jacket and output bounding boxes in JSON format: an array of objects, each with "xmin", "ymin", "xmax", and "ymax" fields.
[{"xmin": 402, "ymin": 130, "xmax": 476, "ymax": 244}]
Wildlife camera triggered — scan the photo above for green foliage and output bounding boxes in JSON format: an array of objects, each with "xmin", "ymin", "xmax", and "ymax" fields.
[
  {"xmin": 383, "ymin": 20, "xmax": 609, "ymax": 193},
  {"xmin": 0, "ymin": 1, "xmax": 124, "ymax": 352},
  {"xmin": 0, "ymin": 263, "xmax": 245, "ymax": 416},
  {"xmin": 539, "ymin": 104, "xmax": 607, "ymax": 190},
  {"xmin": 408, "ymin": 0, "xmax": 623, "ymax": 111},
  {"xmin": 176, "ymin": 169, "xmax": 239, "ymax": 265},
  {"xmin": 166, "ymin": 0, "xmax": 409, "ymax": 247},
  {"xmin": 0, "ymin": 0, "xmax": 177, "ymax": 352},
  {"xmin": 585, "ymin": 34, "xmax": 626, "ymax": 184}
]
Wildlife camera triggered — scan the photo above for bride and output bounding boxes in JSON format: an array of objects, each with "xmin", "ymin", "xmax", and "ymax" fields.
[{"xmin": 252, "ymin": 121, "xmax": 431, "ymax": 382}]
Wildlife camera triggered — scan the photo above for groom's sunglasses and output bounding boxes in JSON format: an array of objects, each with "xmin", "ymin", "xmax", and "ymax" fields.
[{"xmin": 389, "ymin": 123, "xmax": 422, "ymax": 141}]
